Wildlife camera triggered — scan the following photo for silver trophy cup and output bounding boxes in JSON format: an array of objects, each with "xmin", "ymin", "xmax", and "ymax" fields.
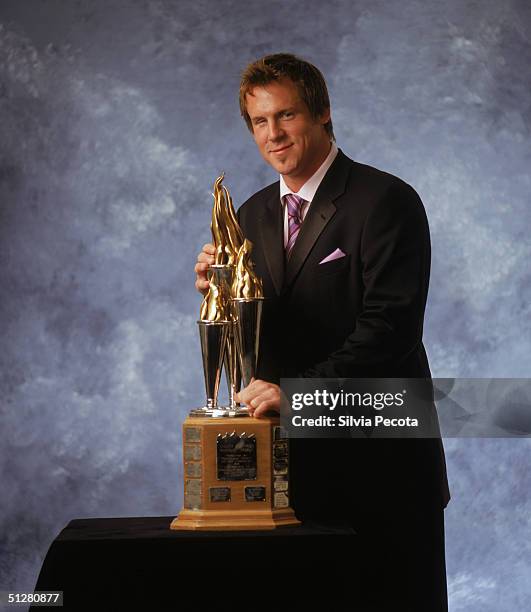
[
  {"xmin": 208, "ymin": 264, "xmax": 242, "ymax": 410},
  {"xmin": 194, "ymin": 319, "xmax": 230, "ymax": 415},
  {"xmin": 232, "ymin": 297, "xmax": 264, "ymax": 389}
]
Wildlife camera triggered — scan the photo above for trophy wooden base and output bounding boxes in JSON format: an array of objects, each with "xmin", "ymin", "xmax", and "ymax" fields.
[
  {"xmin": 171, "ymin": 415, "xmax": 300, "ymax": 531},
  {"xmin": 171, "ymin": 507, "xmax": 299, "ymax": 531}
]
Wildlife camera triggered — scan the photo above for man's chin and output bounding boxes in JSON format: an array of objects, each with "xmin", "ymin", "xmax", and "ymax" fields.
[{"xmin": 270, "ymin": 157, "xmax": 296, "ymax": 175}]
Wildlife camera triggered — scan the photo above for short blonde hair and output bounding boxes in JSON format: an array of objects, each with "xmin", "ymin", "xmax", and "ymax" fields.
[{"xmin": 239, "ymin": 53, "xmax": 334, "ymax": 140}]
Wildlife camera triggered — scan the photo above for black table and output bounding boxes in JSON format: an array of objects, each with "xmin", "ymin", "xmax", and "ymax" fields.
[{"xmin": 32, "ymin": 516, "xmax": 358, "ymax": 609}]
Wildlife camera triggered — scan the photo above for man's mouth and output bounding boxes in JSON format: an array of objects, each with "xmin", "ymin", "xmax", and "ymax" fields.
[{"xmin": 270, "ymin": 144, "xmax": 293, "ymax": 154}]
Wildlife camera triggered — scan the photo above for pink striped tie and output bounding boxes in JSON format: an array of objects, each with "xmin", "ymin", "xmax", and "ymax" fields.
[{"xmin": 285, "ymin": 193, "xmax": 306, "ymax": 257}]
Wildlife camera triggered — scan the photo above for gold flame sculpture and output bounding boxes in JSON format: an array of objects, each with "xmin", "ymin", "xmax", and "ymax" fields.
[
  {"xmin": 200, "ymin": 173, "xmax": 262, "ymax": 321},
  {"xmin": 232, "ymin": 239, "xmax": 263, "ymax": 299},
  {"xmin": 199, "ymin": 277, "xmax": 227, "ymax": 322},
  {"xmin": 211, "ymin": 174, "xmax": 244, "ymax": 266}
]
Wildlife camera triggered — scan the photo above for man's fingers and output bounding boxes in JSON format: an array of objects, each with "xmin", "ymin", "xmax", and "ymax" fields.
[
  {"xmin": 235, "ymin": 387, "xmax": 255, "ymax": 404},
  {"xmin": 194, "ymin": 244, "xmax": 215, "ymax": 296},
  {"xmin": 195, "ymin": 279, "xmax": 209, "ymax": 295},
  {"xmin": 238, "ymin": 388, "xmax": 268, "ymax": 406},
  {"xmin": 246, "ymin": 379, "xmax": 269, "ymax": 394},
  {"xmin": 235, "ymin": 379, "xmax": 262, "ymax": 404},
  {"xmin": 198, "ymin": 252, "xmax": 215, "ymax": 264},
  {"xmin": 195, "ymin": 261, "xmax": 210, "ymax": 275},
  {"xmin": 240, "ymin": 390, "xmax": 277, "ymax": 410},
  {"xmin": 236, "ymin": 382, "xmax": 281, "ymax": 418},
  {"xmin": 236, "ymin": 380, "xmax": 280, "ymax": 417},
  {"xmin": 195, "ymin": 260, "xmax": 210, "ymax": 291}
]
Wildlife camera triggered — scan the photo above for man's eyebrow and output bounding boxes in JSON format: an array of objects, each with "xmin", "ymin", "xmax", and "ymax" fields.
[
  {"xmin": 251, "ymin": 108, "xmax": 296, "ymax": 122},
  {"xmin": 277, "ymin": 107, "xmax": 295, "ymax": 115}
]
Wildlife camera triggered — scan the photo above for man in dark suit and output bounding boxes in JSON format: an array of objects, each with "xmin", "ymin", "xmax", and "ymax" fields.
[{"xmin": 195, "ymin": 53, "xmax": 450, "ymax": 610}]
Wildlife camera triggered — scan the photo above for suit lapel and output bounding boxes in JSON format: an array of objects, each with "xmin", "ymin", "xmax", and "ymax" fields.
[
  {"xmin": 258, "ymin": 186, "xmax": 284, "ymax": 295},
  {"xmin": 284, "ymin": 149, "xmax": 351, "ymax": 287}
]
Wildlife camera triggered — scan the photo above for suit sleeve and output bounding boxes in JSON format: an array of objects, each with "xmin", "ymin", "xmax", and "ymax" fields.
[{"xmin": 302, "ymin": 182, "xmax": 431, "ymax": 378}]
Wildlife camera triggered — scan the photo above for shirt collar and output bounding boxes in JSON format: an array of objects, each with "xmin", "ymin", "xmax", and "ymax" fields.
[{"xmin": 279, "ymin": 142, "xmax": 338, "ymax": 203}]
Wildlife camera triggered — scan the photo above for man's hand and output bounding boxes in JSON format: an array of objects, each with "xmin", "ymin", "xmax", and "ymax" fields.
[
  {"xmin": 194, "ymin": 243, "xmax": 215, "ymax": 296},
  {"xmin": 235, "ymin": 379, "xmax": 281, "ymax": 418}
]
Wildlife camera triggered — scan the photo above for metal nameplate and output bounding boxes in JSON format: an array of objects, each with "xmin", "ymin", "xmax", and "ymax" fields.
[
  {"xmin": 184, "ymin": 493, "xmax": 202, "ymax": 510},
  {"xmin": 184, "ymin": 478, "xmax": 202, "ymax": 509},
  {"xmin": 185, "ymin": 462, "xmax": 202, "ymax": 478},
  {"xmin": 273, "ymin": 440, "xmax": 288, "ymax": 475},
  {"xmin": 274, "ymin": 491, "xmax": 289, "ymax": 508},
  {"xmin": 185, "ymin": 479, "xmax": 201, "ymax": 495},
  {"xmin": 216, "ymin": 432, "xmax": 257, "ymax": 481},
  {"xmin": 184, "ymin": 444, "xmax": 201, "ymax": 461},
  {"xmin": 210, "ymin": 487, "xmax": 231, "ymax": 502},
  {"xmin": 274, "ymin": 475, "xmax": 289, "ymax": 492},
  {"xmin": 184, "ymin": 427, "xmax": 202, "ymax": 443},
  {"xmin": 245, "ymin": 486, "xmax": 266, "ymax": 502}
]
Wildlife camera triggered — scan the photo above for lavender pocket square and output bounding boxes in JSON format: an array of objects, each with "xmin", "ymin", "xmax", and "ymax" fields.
[{"xmin": 319, "ymin": 248, "xmax": 346, "ymax": 264}]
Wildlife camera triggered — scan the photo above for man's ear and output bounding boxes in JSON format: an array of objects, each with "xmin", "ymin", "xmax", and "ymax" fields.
[{"xmin": 319, "ymin": 107, "xmax": 331, "ymax": 125}]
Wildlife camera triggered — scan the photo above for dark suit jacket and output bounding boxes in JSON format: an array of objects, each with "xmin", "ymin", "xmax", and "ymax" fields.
[{"xmin": 237, "ymin": 149, "xmax": 450, "ymax": 520}]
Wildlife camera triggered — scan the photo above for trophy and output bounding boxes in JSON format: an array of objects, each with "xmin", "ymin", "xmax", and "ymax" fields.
[{"xmin": 171, "ymin": 175, "xmax": 300, "ymax": 530}]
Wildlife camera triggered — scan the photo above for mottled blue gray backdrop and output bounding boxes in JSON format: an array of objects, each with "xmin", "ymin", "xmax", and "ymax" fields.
[{"xmin": 1, "ymin": 1, "xmax": 530, "ymax": 609}]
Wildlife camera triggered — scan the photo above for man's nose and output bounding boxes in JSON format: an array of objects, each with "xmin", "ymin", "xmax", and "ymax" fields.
[{"xmin": 267, "ymin": 120, "xmax": 284, "ymax": 141}]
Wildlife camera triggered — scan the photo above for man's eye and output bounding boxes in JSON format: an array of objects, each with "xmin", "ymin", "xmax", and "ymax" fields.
[{"xmin": 282, "ymin": 112, "xmax": 294, "ymax": 119}]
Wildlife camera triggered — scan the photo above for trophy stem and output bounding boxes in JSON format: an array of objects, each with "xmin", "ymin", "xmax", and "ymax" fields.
[
  {"xmin": 232, "ymin": 297, "xmax": 264, "ymax": 389},
  {"xmin": 197, "ymin": 320, "xmax": 230, "ymax": 410},
  {"xmin": 207, "ymin": 264, "xmax": 239, "ymax": 409},
  {"xmin": 224, "ymin": 323, "xmax": 242, "ymax": 409}
]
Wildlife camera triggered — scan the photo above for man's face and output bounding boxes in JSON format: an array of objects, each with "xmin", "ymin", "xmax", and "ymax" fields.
[{"xmin": 245, "ymin": 78, "xmax": 330, "ymax": 186}]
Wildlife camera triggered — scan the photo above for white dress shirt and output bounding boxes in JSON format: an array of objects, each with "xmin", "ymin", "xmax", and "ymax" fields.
[{"xmin": 279, "ymin": 142, "xmax": 338, "ymax": 247}]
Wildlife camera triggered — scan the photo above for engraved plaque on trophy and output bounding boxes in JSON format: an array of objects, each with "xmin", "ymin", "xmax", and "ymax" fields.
[
  {"xmin": 170, "ymin": 174, "xmax": 300, "ymax": 530},
  {"xmin": 217, "ymin": 432, "xmax": 257, "ymax": 481}
]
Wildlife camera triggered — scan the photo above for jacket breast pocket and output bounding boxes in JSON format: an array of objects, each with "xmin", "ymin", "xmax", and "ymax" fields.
[{"xmin": 316, "ymin": 253, "xmax": 351, "ymax": 276}]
